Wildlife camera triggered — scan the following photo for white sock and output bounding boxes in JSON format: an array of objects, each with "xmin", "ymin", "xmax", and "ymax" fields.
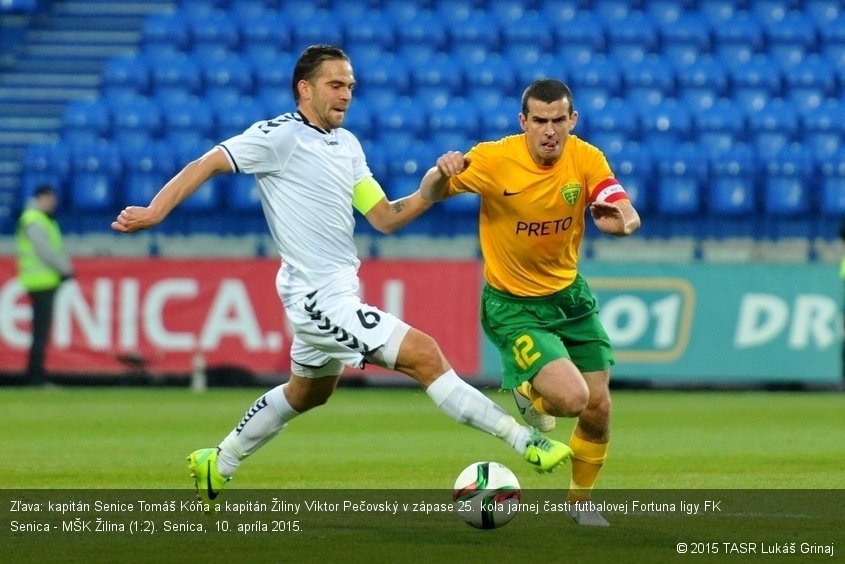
[
  {"xmin": 216, "ymin": 384, "xmax": 300, "ymax": 477},
  {"xmin": 426, "ymin": 370, "xmax": 529, "ymax": 454}
]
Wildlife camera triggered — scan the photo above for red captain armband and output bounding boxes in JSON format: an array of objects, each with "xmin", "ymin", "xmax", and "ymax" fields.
[{"xmin": 589, "ymin": 178, "xmax": 628, "ymax": 204}]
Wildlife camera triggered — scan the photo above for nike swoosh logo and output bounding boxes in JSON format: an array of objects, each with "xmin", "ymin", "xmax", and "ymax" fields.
[
  {"xmin": 503, "ymin": 190, "xmax": 523, "ymax": 196},
  {"xmin": 206, "ymin": 461, "xmax": 220, "ymax": 500},
  {"xmin": 526, "ymin": 452, "xmax": 541, "ymax": 466}
]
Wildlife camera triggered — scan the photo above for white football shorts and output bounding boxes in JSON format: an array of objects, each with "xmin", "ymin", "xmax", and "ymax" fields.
[{"xmin": 284, "ymin": 277, "xmax": 409, "ymax": 377}]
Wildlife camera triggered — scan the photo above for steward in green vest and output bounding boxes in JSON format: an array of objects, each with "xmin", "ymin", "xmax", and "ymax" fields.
[{"xmin": 15, "ymin": 185, "xmax": 73, "ymax": 385}]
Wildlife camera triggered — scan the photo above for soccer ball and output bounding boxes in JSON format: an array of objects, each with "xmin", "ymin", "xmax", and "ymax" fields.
[{"xmin": 452, "ymin": 461, "xmax": 521, "ymax": 529}]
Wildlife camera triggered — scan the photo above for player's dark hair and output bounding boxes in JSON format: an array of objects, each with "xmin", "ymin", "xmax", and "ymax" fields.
[
  {"xmin": 521, "ymin": 79, "xmax": 575, "ymax": 115},
  {"xmin": 292, "ymin": 44, "xmax": 350, "ymax": 102}
]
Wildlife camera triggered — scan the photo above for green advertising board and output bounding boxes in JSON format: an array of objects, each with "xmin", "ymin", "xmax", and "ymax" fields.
[{"xmin": 481, "ymin": 262, "xmax": 843, "ymax": 387}]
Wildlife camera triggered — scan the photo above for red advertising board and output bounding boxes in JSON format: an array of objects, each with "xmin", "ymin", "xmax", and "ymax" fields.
[{"xmin": 0, "ymin": 258, "xmax": 481, "ymax": 378}]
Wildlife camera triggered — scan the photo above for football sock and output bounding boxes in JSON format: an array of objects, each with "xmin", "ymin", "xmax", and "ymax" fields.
[
  {"xmin": 567, "ymin": 433, "xmax": 609, "ymax": 502},
  {"xmin": 426, "ymin": 369, "xmax": 529, "ymax": 454},
  {"xmin": 216, "ymin": 384, "xmax": 300, "ymax": 478}
]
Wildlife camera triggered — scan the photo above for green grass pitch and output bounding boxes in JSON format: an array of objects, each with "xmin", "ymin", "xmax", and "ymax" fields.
[{"xmin": 2, "ymin": 387, "xmax": 844, "ymax": 563}]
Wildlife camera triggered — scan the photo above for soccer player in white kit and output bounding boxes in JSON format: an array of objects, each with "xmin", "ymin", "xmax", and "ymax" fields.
[{"xmin": 112, "ymin": 45, "xmax": 572, "ymax": 502}]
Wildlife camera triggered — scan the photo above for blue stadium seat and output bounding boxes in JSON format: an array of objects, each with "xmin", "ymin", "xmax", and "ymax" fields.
[
  {"xmin": 655, "ymin": 143, "xmax": 705, "ymax": 218},
  {"xmin": 514, "ymin": 54, "xmax": 564, "ymax": 90},
  {"xmin": 394, "ymin": 11, "xmax": 449, "ymax": 51},
  {"xmin": 343, "ymin": 11, "xmax": 397, "ymax": 50},
  {"xmin": 781, "ymin": 54, "xmax": 837, "ymax": 99},
  {"xmin": 148, "ymin": 52, "xmax": 202, "ymax": 100},
  {"xmin": 373, "ymin": 97, "xmax": 427, "ymax": 139},
  {"xmin": 69, "ymin": 143, "xmax": 122, "ymax": 211},
  {"xmin": 593, "ymin": 0, "xmax": 634, "ymax": 24},
  {"xmin": 385, "ymin": 140, "xmax": 436, "ymax": 192},
  {"xmin": 478, "ymin": 97, "xmax": 520, "ymax": 139},
  {"xmin": 430, "ymin": 130, "xmax": 476, "ymax": 153},
  {"xmin": 201, "ymin": 55, "xmax": 254, "ymax": 99},
  {"xmin": 761, "ymin": 146, "xmax": 815, "ymax": 219},
  {"xmin": 805, "ymin": 0, "xmax": 841, "ymax": 26},
  {"xmin": 608, "ymin": 143, "xmax": 653, "ymax": 216},
  {"xmin": 728, "ymin": 55, "xmax": 782, "ymax": 112},
  {"xmin": 141, "ymin": 12, "xmax": 190, "ymax": 58},
  {"xmin": 550, "ymin": 12, "xmax": 607, "ymax": 52},
  {"xmin": 101, "ymin": 54, "xmax": 150, "ymax": 101},
  {"xmin": 487, "ymin": 0, "xmax": 526, "ymax": 21},
  {"xmin": 428, "ymin": 97, "xmax": 480, "ymax": 138},
  {"xmin": 162, "ymin": 98, "xmax": 215, "ymax": 147},
  {"xmin": 255, "ymin": 87, "xmax": 294, "ymax": 117},
  {"xmin": 464, "ymin": 87, "xmax": 508, "ymax": 115},
  {"xmin": 707, "ymin": 144, "xmax": 757, "ymax": 216},
  {"xmin": 575, "ymin": 87, "xmax": 612, "ymax": 114},
  {"xmin": 408, "ymin": 52, "xmax": 464, "ymax": 94},
  {"xmin": 585, "ymin": 97, "xmax": 638, "ymax": 143},
  {"xmin": 818, "ymin": 12, "xmax": 845, "ymax": 48},
  {"xmin": 674, "ymin": 55, "xmax": 729, "ymax": 100},
  {"xmin": 712, "ymin": 11, "xmax": 764, "ymax": 64},
  {"xmin": 646, "ymin": 0, "xmax": 699, "ymax": 25},
  {"xmin": 622, "ymin": 55, "xmax": 675, "ymax": 110},
  {"xmin": 463, "ymin": 55, "xmax": 517, "ymax": 96},
  {"xmin": 356, "ymin": 54, "xmax": 411, "ymax": 95},
  {"xmin": 239, "ymin": 12, "xmax": 291, "ymax": 56},
  {"xmin": 500, "ymin": 11, "xmax": 555, "ymax": 51},
  {"xmin": 748, "ymin": 99, "xmax": 797, "ymax": 159},
  {"xmin": 109, "ymin": 97, "xmax": 163, "ymax": 150},
  {"xmin": 190, "ymin": 12, "xmax": 240, "ymax": 60},
  {"xmin": 245, "ymin": 48, "xmax": 294, "ymax": 95},
  {"xmin": 819, "ymin": 150, "xmax": 845, "ymax": 219},
  {"xmin": 607, "ymin": 11, "xmax": 659, "ymax": 52},
  {"xmin": 121, "ymin": 141, "xmax": 176, "ymax": 206},
  {"xmin": 567, "ymin": 56, "xmax": 621, "ymax": 97},
  {"xmin": 20, "ymin": 142, "xmax": 71, "ymax": 202},
  {"xmin": 291, "ymin": 11, "xmax": 343, "ymax": 49},
  {"xmin": 446, "ymin": 12, "xmax": 501, "ymax": 51},
  {"xmin": 693, "ymin": 98, "xmax": 746, "ymax": 152},
  {"xmin": 698, "ymin": 0, "xmax": 740, "ymax": 23},
  {"xmin": 765, "ymin": 11, "xmax": 819, "ymax": 66},
  {"xmin": 61, "ymin": 98, "xmax": 110, "ymax": 146},
  {"xmin": 656, "ymin": 175, "xmax": 701, "ymax": 230},
  {"xmin": 659, "ymin": 12, "xmax": 712, "ymax": 63},
  {"xmin": 640, "ymin": 98, "xmax": 693, "ymax": 145},
  {"xmin": 750, "ymin": 0, "xmax": 800, "ymax": 24},
  {"xmin": 381, "ymin": 0, "xmax": 424, "ymax": 23},
  {"xmin": 540, "ymin": 0, "xmax": 581, "ymax": 24},
  {"xmin": 801, "ymin": 100, "xmax": 843, "ymax": 158}
]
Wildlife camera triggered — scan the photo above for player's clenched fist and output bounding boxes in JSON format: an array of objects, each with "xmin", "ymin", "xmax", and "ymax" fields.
[
  {"xmin": 111, "ymin": 206, "xmax": 159, "ymax": 233},
  {"xmin": 435, "ymin": 151, "xmax": 470, "ymax": 177}
]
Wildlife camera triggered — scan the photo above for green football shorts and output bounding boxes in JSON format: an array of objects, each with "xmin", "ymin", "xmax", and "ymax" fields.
[{"xmin": 481, "ymin": 274, "xmax": 615, "ymax": 390}]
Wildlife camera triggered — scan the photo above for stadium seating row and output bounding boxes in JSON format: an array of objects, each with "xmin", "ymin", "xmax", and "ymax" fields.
[
  {"xmin": 20, "ymin": 137, "xmax": 845, "ymax": 221},
  {"xmin": 15, "ymin": 0, "xmax": 845, "ymax": 243}
]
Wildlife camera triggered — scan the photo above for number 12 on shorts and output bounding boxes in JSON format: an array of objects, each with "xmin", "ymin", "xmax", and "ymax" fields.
[{"xmin": 512, "ymin": 335, "xmax": 541, "ymax": 370}]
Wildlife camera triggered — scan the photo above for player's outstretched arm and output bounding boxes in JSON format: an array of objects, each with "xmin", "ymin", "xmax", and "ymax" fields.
[
  {"xmin": 420, "ymin": 151, "xmax": 470, "ymax": 202},
  {"xmin": 590, "ymin": 199, "xmax": 641, "ymax": 237},
  {"xmin": 111, "ymin": 147, "xmax": 232, "ymax": 233},
  {"xmin": 365, "ymin": 190, "xmax": 433, "ymax": 234}
]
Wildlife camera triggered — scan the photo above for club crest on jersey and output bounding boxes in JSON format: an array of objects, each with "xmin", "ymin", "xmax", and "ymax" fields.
[{"xmin": 560, "ymin": 182, "xmax": 581, "ymax": 206}]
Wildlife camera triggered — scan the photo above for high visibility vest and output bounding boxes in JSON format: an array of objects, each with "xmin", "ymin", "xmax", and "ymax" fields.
[{"xmin": 15, "ymin": 208, "xmax": 64, "ymax": 291}]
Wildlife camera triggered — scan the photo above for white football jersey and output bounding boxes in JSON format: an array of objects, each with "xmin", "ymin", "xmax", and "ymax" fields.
[{"xmin": 218, "ymin": 111, "xmax": 372, "ymax": 305}]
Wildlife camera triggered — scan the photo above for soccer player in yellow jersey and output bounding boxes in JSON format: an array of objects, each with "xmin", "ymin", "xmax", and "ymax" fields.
[{"xmin": 421, "ymin": 79, "xmax": 641, "ymax": 527}]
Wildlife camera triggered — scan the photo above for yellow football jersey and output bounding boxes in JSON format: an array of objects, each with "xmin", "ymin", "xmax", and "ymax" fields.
[{"xmin": 447, "ymin": 133, "xmax": 627, "ymax": 296}]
